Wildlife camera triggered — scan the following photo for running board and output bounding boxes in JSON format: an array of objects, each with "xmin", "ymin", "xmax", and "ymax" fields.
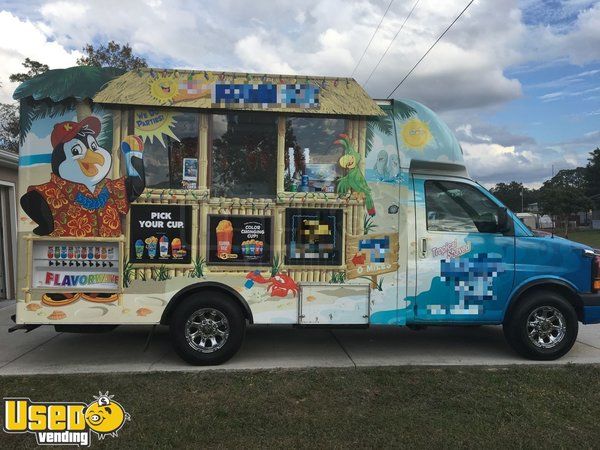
[{"xmin": 8, "ymin": 315, "xmax": 41, "ymax": 333}]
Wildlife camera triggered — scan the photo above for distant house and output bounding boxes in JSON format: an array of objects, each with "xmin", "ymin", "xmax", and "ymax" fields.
[{"xmin": 0, "ymin": 149, "xmax": 17, "ymax": 300}]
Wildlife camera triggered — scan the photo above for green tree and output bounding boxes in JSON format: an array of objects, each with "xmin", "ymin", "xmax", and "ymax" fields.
[
  {"xmin": 489, "ymin": 181, "xmax": 538, "ymax": 213},
  {"xmin": 539, "ymin": 169, "xmax": 592, "ymax": 238},
  {"xmin": 77, "ymin": 41, "xmax": 147, "ymax": 70},
  {"xmin": 8, "ymin": 58, "xmax": 49, "ymax": 83},
  {"xmin": 0, "ymin": 102, "xmax": 19, "ymax": 153},
  {"xmin": 7, "ymin": 42, "xmax": 146, "ymax": 150},
  {"xmin": 585, "ymin": 148, "xmax": 600, "ymax": 206},
  {"xmin": 2, "ymin": 58, "xmax": 50, "ymax": 153}
]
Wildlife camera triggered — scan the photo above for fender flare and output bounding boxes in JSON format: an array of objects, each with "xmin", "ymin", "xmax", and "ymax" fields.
[
  {"xmin": 504, "ymin": 277, "xmax": 583, "ymax": 322},
  {"xmin": 160, "ymin": 281, "xmax": 254, "ymax": 325}
]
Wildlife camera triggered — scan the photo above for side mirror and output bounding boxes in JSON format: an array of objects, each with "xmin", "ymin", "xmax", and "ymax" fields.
[{"xmin": 497, "ymin": 207, "xmax": 511, "ymax": 233}]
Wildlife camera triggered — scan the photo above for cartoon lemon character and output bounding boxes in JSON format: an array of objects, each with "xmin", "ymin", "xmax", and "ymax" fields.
[
  {"xmin": 400, "ymin": 118, "xmax": 432, "ymax": 150},
  {"xmin": 85, "ymin": 392, "xmax": 130, "ymax": 438},
  {"xmin": 149, "ymin": 75, "xmax": 179, "ymax": 103}
]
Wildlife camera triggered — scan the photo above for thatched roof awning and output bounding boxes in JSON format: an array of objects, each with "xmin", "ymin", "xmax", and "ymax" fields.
[
  {"xmin": 93, "ymin": 68, "xmax": 384, "ymax": 117},
  {"xmin": 13, "ymin": 66, "xmax": 125, "ymax": 102}
]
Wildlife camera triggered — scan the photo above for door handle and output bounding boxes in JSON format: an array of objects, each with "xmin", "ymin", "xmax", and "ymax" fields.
[{"xmin": 420, "ymin": 238, "xmax": 427, "ymax": 258}]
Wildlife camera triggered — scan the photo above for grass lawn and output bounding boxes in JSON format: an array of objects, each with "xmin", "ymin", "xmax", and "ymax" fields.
[
  {"xmin": 2, "ymin": 365, "xmax": 600, "ymax": 448},
  {"xmin": 563, "ymin": 229, "xmax": 600, "ymax": 248}
]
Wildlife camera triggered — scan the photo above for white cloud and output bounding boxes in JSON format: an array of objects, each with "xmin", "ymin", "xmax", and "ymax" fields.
[
  {"xmin": 0, "ymin": 11, "xmax": 80, "ymax": 103},
  {"xmin": 1, "ymin": 0, "xmax": 598, "ymax": 187}
]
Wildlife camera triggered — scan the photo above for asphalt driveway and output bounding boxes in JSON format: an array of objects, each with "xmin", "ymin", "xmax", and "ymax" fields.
[{"xmin": 3, "ymin": 300, "xmax": 600, "ymax": 375}]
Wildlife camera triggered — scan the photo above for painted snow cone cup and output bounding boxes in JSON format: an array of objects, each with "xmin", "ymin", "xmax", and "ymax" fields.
[
  {"xmin": 145, "ymin": 236, "xmax": 158, "ymax": 259},
  {"xmin": 135, "ymin": 239, "xmax": 144, "ymax": 259},
  {"xmin": 172, "ymin": 238, "xmax": 182, "ymax": 258},
  {"xmin": 159, "ymin": 235, "xmax": 170, "ymax": 258},
  {"xmin": 216, "ymin": 220, "xmax": 233, "ymax": 258}
]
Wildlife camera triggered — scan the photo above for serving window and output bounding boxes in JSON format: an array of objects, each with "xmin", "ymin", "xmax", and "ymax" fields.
[
  {"xmin": 136, "ymin": 111, "xmax": 199, "ymax": 189},
  {"xmin": 284, "ymin": 117, "xmax": 346, "ymax": 192},
  {"xmin": 285, "ymin": 208, "xmax": 344, "ymax": 266},
  {"xmin": 210, "ymin": 112, "xmax": 278, "ymax": 198}
]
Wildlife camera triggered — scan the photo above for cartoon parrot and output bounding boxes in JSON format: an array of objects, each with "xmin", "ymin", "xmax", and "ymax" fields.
[{"xmin": 335, "ymin": 133, "xmax": 375, "ymax": 216}]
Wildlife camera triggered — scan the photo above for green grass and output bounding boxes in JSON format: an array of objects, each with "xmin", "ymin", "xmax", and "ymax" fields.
[
  {"xmin": 3, "ymin": 366, "xmax": 600, "ymax": 448},
  {"xmin": 562, "ymin": 230, "xmax": 600, "ymax": 248}
]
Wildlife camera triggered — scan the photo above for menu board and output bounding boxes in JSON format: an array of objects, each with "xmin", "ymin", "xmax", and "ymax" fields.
[
  {"xmin": 129, "ymin": 205, "xmax": 192, "ymax": 264},
  {"xmin": 285, "ymin": 208, "xmax": 343, "ymax": 265},
  {"xmin": 207, "ymin": 215, "xmax": 272, "ymax": 266},
  {"xmin": 32, "ymin": 240, "xmax": 120, "ymax": 291}
]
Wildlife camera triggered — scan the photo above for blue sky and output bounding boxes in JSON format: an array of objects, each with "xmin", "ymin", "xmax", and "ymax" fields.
[{"xmin": 0, "ymin": 0, "xmax": 598, "ymax": 186}]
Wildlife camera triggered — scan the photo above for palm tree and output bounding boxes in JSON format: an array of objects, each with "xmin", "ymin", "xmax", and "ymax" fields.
[
  {"xmin": 13, "ymin": 66, "xmax": 124, "ymax": 144},
  {"xmin": 365, "ymin": 100, "xmax": 416, "ymax": 156}
]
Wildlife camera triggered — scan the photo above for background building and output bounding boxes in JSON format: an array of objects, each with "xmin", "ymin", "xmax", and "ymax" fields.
[{"xmin": 0, "ymin": 149, "xmax": 17, "ymax": 300}]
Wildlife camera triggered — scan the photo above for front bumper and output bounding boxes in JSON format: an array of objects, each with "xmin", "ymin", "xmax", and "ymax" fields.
[{"xmin": 581, "ymin": 292, "xmax": 600, "ymax": 324}]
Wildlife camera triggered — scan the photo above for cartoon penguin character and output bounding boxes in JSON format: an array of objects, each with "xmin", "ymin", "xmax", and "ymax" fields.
[
  {"xmin": 387, "ymin": 153, "xmax": 400, "ymax": 179},
  {"xmin": 20, "ymin": 117, "xmax": 145, "ymax": 237},
  {"xmin": 374, "ymin": 150, "xmax": 389, "ymax": 179}
]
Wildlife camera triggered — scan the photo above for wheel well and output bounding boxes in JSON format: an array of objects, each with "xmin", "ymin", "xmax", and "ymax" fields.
[
  {"xmin": 504, "ymin": 282, "xmax": 584, "ymax": 323},
  {"xmin": 160, "ymin": 282, "xmax": 254, "ymax": 325}
]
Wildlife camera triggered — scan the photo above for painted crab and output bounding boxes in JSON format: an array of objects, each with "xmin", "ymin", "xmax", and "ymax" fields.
[{"xmin": 245, "ymin": 271, "xmax": 298, "ymax": 298}]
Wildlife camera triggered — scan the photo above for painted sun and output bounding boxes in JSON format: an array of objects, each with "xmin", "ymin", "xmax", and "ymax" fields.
[
  {"xmin": 134, "ymin": 109, "xmax": 180, "ymax": 147},
  {"xmin": 400, "ymin": 118, "xmax": 432, "ymax": 150},
  {"xmin": 148, "ymin": 75, "xmax": 179, "ymax": 103}
]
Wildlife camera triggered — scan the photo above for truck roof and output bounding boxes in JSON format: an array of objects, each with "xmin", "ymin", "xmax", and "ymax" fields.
[{"xmin": 368, "ymin": 98, "xmax": 465, "ymax": 171}]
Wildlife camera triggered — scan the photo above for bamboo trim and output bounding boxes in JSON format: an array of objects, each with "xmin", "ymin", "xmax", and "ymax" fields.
[
  {"xmin": 192, "ymin": 204, "xmax": 199, "ymax": 262},
  {"xmin": 199, "ymin": 113, "xmax": 209, "ymax": 190},
  {"xmin": 199, "ymin": 202, "xmax": 208, "ymax": 263},
  {"xmin": 111, "ymin": 109, "xmax": 122, "ymax": 179},
  {"xmin": 24, "ymin": 235, "xmax": 125, "ymax": 242},
  {"xmin": 277, "ymin": 115, "xmax": 286, "ymax": 194},
  {"xmin": 25, "ymin": 237, "xmax": 33, "ymax": 303}
]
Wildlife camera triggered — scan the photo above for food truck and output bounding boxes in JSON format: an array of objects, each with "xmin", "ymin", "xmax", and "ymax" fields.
[{"xmin": 12, "ymin": 66, "xmax": 600, "ymax": 364}]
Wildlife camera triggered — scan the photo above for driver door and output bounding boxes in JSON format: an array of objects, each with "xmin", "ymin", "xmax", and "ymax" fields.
[{"xmin": 412, "ymin": 176, "xmax": 515, "ymax": 323}]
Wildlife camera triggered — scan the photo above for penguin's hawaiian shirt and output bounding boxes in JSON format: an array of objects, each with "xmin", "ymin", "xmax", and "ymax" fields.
[{"xmin": 28, "ymin": 174, "xmax": 129, "ymax": 237}]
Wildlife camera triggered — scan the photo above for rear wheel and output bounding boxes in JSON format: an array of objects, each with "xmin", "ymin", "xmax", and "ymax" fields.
[
  {"xmin": 503, "ymin": 290, "xmax": 578, "ymax": 360},
  {"xmin": 170, "ymin": 292, "xmax": 245, "ymax": 365}
]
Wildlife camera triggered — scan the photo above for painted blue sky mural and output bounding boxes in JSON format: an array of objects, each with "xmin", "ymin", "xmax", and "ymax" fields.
[{"xmin": 0, "ymin": 0, "xmax": 598, "ymax": 187}]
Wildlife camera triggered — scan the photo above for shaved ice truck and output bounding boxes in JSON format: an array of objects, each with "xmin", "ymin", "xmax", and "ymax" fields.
[{"xmin": 12, "ymin": 67, "xmax": 600, "ymax": 364}]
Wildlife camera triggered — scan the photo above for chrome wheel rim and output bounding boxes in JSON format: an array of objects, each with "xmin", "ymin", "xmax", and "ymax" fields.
[
  {"xmin": 185, "ymin": 308, "xmax": 230, "ymax": 353},
  {"xmin": 526, "ymin": 306, "xmax": 566, "ymax": 349}
]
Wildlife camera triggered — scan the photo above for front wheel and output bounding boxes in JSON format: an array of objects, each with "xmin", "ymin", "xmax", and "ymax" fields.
[
  {"xmin": 503, "ymin": 290, "xmax": 578, "ymax": 360},
  {"xmin": 170, "ymin": 292, "xmax": 245, "ymax": 365}
]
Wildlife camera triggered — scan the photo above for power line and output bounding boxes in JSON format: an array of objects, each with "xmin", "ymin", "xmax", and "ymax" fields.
[
  {"xmin": 363, "ymin": 0, "xmax": 420, "ymax": 87},
  {"xmin": 387, "ymin": 0, "xmax": 475, "ymax": 99},
  {"xmin": 351, "ymin": 0, "xmax": 395, "ymax": 78}
]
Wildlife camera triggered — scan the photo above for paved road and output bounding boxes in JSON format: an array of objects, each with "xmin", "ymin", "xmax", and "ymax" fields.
[{"xmin": 3, "ymin": 300, "xmax": 600, "ymax": 375}]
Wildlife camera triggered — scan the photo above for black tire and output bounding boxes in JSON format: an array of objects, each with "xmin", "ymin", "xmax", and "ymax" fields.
[
  {"xmin": 503, "ymin": 290, "xmax": 578, "ymax": 360},
  {"xmin": 169, "ymin": 291, "xmax": 245, "ymax": 365}
]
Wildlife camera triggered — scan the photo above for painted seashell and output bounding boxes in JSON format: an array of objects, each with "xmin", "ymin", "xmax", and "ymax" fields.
[
  {"xmin": 26, "ymin": 303, "xmax": 42, "ymax": 311},
  {"xmin": 136, "ymin": 307, "xmax": 152, "ymax": 316},
  {"xmin": 307, "ymin": 295, "xmax": 316, "ymax": 302},
  {"xmin": 47, "ymin": 310, "xmax": 66, "ymax": 320}
]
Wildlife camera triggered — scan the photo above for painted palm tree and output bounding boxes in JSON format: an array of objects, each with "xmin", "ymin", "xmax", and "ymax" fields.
[
  {"xmin": 13, "ymin": 66, "xmax": 125, "ymax": 146},
  {"xmin": 366, "ymin": 100, "xmax": 417, "ymax": 156}
]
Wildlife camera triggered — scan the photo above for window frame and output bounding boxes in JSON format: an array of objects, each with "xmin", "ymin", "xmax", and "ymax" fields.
[
  {"xmin": 424, "ymin": 179, "xmax": 510, "ymax": 235},
  {"xmin": 130, "ymin": 108, "xmax": 201, "ymax": 191},
  {"xmin": 282, "ymin": 114, "xmax": 349, "ymax": 193},
  {"xmin": 208, "ymin": 110, "xmax": 280, "ymax": 199}
]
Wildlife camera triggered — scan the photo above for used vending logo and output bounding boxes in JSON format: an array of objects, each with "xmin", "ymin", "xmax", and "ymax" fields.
[{"xmin": 3, "ymin": 392, "xmax": 130, "ymax": 446}]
